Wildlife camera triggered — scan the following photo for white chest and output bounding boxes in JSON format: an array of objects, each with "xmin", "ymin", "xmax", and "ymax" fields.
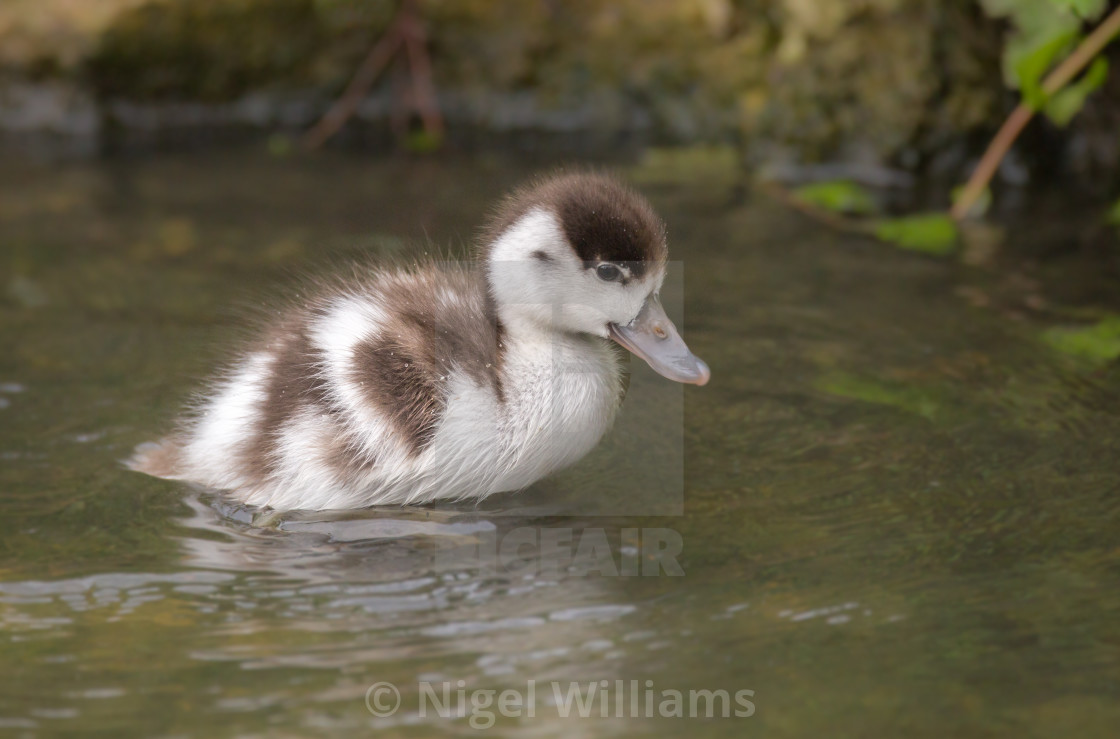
[
  {"xmin": 431, "ymin": 332, "xmax": 622, "ymax": 496},
  {"xmin": 495, "ymin": 333, "xmax": 622, "ymax": 491}
]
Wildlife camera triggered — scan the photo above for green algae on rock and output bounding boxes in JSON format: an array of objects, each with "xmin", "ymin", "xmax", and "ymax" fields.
[{"xmin": 873, "ymin": 214, "xmax": 959, "ymax": 256}]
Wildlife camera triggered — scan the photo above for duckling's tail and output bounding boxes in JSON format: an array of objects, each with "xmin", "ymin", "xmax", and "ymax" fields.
[{"xmin": 125, "ymin": 436, "xmax": 186, "ymax": 480}]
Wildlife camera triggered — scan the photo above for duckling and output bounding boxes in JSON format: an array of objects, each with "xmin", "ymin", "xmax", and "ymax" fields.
[{"xmin": 129, "ymin": 172, "xmax": 709, "ymax": 511}]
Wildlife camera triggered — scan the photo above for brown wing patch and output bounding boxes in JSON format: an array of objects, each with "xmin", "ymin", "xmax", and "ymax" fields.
[
  {"xmin": 352, "ymin": 333, "xmax": 443, "ymax": 454},
  {"xmin": 350, "ymin": 267, "xmax": 504, "ymax": 457}
]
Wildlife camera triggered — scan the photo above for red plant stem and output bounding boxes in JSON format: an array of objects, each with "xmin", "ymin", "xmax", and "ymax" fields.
[
  {"xmin": 404, "ymin": 15, "xmax": 445, "ymax": 139},
  {"xmin": 302, "ymin": 0, "xmax": 443, "ymax": 150},
  {"xmin": 950, "ymin": 5, "xmax": 1120, "ymax": 221},
  {"xmin": 302, "ymin": 24, "xmax": 404, "ymax": 150}
]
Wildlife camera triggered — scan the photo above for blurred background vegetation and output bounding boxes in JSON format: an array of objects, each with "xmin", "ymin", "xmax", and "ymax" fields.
[{"xmin": 0, "ymin": 0, "xmax": 1117, "ymax": 186}]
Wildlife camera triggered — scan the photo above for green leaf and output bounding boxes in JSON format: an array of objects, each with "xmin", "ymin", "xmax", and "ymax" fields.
[
  {"xmin": 1014, "ymin": 28, "xmax": 1078, "ymax": 106},
  {"xmin": 404, "ymin": 129, "xmax": 444, "ymax": 154},
  {"xmin": 873, "ymin": 214, "xmax": 958, "ymax": 256},
  {"xmin": 1043, "ymin": 316, "xmax": 1120, "ymax": 363},
  {"xmin": 1044, "ymin": 57, "xmax": 1109, "ymax": 126},
  {"xmin": 1107, "ymin": 198, "xmax": 1120, "ymax": 227},
  {"xmin": 793, "ymin": 180, "xmax": 877, "ymax": 215},
  {"xmin": 980, "ymin": 0, "xmax": 1082, "ymax": 90},
  {"xmin": 266, "ymin": 133, "xmax": 293, "ymax": 158},
  {"xmin": 1052, "ymin": 0, "xmax": 1108, "ymax": 21},
  {"xmin": 951, "ymin": 184, "xmax": 992, "ymax": 218}
]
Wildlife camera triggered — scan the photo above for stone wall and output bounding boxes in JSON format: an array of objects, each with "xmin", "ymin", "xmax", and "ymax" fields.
[{"xmin": 1, "ymin": 0, "xmax": 1109, "ymax": 175}]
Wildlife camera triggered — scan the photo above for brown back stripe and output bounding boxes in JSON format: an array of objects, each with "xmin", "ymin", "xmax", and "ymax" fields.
[{"xmin": 242, "ymin": 323, "xmax": 332, "ymax": 483}]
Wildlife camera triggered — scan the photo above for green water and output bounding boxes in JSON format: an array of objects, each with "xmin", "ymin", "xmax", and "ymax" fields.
[{"xmin": 1, "ymin": 151, "xmax": 1118, "ymax": 737}]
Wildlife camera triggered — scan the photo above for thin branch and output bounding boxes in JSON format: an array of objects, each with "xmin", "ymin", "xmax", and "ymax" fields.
[
  {"xmin": 402, "ymin": 12, "xmax": 444, "ymax": 139},
  {"xmin": 951, "ymin": 5, "xmax": 1120, "ymax": 220},
  {"xmin": 302, "ymin": 23, "xmax": 404, "ymax": 150},
  {"xmin": 302, "ymin": 0, "xmax": 443, "ymax": 151}
]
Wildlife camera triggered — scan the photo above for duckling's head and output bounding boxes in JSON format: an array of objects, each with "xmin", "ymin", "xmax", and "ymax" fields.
[{"xmin": 481, "ymin": 172, "xmax": 709, "ymax": 386}]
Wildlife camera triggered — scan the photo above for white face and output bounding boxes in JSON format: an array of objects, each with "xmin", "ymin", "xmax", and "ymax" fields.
[{"xmin": 486, "ymin": 208, "xmax": 665, "ymax": 337}]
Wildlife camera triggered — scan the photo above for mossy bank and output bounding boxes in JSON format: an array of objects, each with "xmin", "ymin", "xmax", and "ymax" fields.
[{"xmin": 1, "ymin": 0, "xmax": 1117, "ymax": 176}]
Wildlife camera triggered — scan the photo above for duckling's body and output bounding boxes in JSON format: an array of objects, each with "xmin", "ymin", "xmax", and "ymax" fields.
[{"xmin": 131, "ymin": 172, "xmax": 708, "ymax": 511}]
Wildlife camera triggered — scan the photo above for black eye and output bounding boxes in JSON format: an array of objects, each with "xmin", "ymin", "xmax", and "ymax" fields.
[{"xmin": 596, "ymin": 263, "xmax": 622, "ymax": 282}]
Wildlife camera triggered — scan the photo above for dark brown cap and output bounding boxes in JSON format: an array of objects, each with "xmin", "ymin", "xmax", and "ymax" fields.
[{"xmin": 479, "ymin": 171, "xmax": 668, "ymax": 277}]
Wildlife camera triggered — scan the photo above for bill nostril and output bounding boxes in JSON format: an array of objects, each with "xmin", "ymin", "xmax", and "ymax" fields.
[{"xmin": 653, "ymin": 323, "xmax": 668, "ymax": 339}]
